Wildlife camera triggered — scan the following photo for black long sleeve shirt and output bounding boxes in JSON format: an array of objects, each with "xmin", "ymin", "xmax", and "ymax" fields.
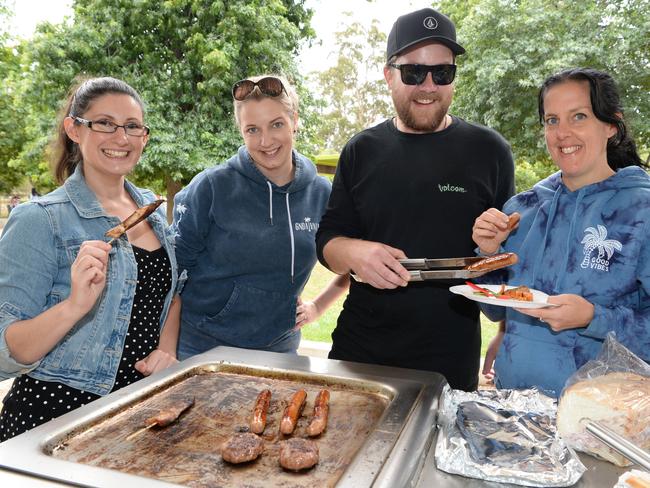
[{"xmin": 316, "ymin": 118, "xmax": 515, "ymax": 390}]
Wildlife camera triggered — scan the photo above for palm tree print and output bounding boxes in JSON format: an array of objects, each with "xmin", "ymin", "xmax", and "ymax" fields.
[{"xmin": 580, "ymin": 225, "xmax": 622, "ymax": 269}]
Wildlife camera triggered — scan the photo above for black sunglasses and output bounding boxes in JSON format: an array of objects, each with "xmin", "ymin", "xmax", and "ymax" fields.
[
  {"xmin": 232, "ymin": 77, "xmax": 287, "ymax": 101},
  {"xmin": 388, "ymin": 63, "xmax": 457, "ymax": 86}
]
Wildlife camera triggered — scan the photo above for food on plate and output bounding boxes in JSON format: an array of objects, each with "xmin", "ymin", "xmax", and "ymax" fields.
[
  {"xmin": 507, "ymin": 212, "xmax": 521, "ymax": 230},
  {"xmin": 221, "ymin": 432, "xmax": 265, "ymax": 464},
  {"xmin": 497, "ymin": 285, "xmax": 533, "ymax": 301},
  {"xmin": 144, "ymin": 396, "xmax": 195, "ymax": 427},
  {"xmin": 250, "ymin": 389, "xmax": 271, "ymax": 434},
  {"xmin": 465, "ymin": 281, "xmax": 533, "ymax": 302},
  {"xmin": 557, "ymin": 372, "xmax": 650, "ymax": 466},
  {"xmin": 465, "ymin": 252, "xmax": 518, "ymax": 272},
  {"xmin": 615, "ymin": 470, "xmax": 650, "ymax": 488},
  {"xmin": 105, "ymin": 199, "xmax": 165, "ymax": 240},
  {"xmin": 280, "ymin": 389, "xmax": 307, "ymax": 435},
  {"xmin": 279, "ymin": 438, "xmax": 319, "ymax": 471},
  {"xmin": 307, "ymin": 389, "xmax": 330, "ymax": 437}
]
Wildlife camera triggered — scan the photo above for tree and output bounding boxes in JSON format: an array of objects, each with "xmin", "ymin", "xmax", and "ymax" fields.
[
  {"xmin": 436, "ymin": 0, "xmax": 650, "ymax": 189},
  {"xmin": 309, "ymin": 13, "xmax": 392, "ymax": 153},
  {"xmin": 0, "ymin": 2, "xmax": 28, "ymax": 194},
  {"xmin": 11, "ymin": 0, "xmax": 314, "ymax": 215}
]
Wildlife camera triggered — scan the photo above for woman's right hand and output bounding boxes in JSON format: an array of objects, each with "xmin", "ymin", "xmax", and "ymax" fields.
[
  {"xmin": 472, "ymin": 209, "xmax": 519, "ymax": 255},
  {"xmin": 67, "ymin": 240, "xmax": 111, "ymax": 315}
]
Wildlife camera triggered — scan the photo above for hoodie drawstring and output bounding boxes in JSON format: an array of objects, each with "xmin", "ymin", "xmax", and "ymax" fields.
[
  {"xmin": 266, "ymin": 181, "xmax": 295, "ymax": 282},
  {"xmin": 285, "ymin": 193, "xmax": 295, "ymax": 283},
  {"xmin": 266, "ymin": 181, "xmax": 273, "ymax": 225},
  {"xmin": 531, "ymin": 187, "xmax": 562, "ymax": 286}
]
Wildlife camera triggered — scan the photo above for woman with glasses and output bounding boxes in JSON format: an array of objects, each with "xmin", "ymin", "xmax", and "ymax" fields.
[
  {"xmin": 472, "ymin": 68, "xmax": 650, "ymax": 397},
  {"xmin": 172, "ymin": 74, "xmax": 348, "ymax": 358},
  {"xmin": 0, "ymin": 77, "xmax": 181, "ymax": 440}
]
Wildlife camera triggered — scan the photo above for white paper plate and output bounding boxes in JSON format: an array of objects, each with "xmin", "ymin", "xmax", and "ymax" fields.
[{"xmin": 449, "ymin": 284, "xmax": 558, "ymax": 309}]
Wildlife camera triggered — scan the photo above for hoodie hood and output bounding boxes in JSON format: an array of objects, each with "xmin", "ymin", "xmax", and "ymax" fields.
[
  {"xmin": 530, "ymin": 166, "xmax": 650, "ymax": 204},
  {"xmin": 228, "ymin": 145, "xmax": 318, "ymax": 193},
  {"xmin": 509, "ymin": 166, "xmax": 650, "ymax": 288}
]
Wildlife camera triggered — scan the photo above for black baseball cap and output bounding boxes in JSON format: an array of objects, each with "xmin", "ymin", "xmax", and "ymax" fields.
[{"xmin": 386, "ymin": 8, "xmax": 465, "ymax": 61}]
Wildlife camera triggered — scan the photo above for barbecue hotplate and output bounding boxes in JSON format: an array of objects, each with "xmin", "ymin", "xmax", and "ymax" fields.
[{"xmin": 0, "ymin": 347, "xmax": 444, "ymax": 487}]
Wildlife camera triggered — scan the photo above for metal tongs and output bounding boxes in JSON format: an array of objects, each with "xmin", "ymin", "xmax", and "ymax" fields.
[
  {"xmin": 351, "ymin": 257, "xmax": 492, "ymax": 283},
  {"xmin": 586, "ymin": 421, "xmax": 650, "ymax": 471}
]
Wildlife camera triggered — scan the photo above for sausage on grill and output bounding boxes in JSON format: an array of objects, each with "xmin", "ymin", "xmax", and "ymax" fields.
[
  {"xmin": 307, "ymin": 389, "xmax": 330, "ymax": 437},
  {"xmin": 250, "ymin": 389, "xmax": 271, "ymax": 434},
  {"xmin": 280, "ymin": 389, "xmax": 307, "ymax": 435}
]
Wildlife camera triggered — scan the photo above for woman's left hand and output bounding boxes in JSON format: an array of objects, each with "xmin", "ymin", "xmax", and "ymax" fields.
[
  {"xmin": 295, "ymin": 297, "xmax": 320, "ymax": 330},
  {"xmin": 516, "ymin": 294, "xmax": 595, "ymax": 332},
  {"xmin": 134, "ymin": 348, "xmax": 178, "ymax": 376}
]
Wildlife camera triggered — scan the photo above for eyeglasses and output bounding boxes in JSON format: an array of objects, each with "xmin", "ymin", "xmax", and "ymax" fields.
[
  {"xmin": 232, "ymin": 77, "xmax": 286, "ymax": 101},
  {"xmin": 388, "ymin": 63, "xmax": 457, "ymax": 86},
  {"xmin": 72, "ymin": 116, "xmax": 150, "ymax": 136}
]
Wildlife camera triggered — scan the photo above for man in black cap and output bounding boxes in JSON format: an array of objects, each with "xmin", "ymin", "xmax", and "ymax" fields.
[{"xmin": 315, "ymin": 8, "xmax": 515, "ymax": 391}]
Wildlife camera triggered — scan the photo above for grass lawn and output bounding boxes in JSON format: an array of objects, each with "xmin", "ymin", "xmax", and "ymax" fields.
[{"xmin": 301, "ymin": 262, "xmax": 499, "ymax": 357}]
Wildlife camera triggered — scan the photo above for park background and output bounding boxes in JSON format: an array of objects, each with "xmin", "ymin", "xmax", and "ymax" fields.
[{"xmin": 1, "ymin": 0, "xmax": 649, "ymax": 355}]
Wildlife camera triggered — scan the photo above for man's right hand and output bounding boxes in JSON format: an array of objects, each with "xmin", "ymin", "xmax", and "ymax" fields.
[{"xmin": 324, "ymin": 238, "xmax": 410, "ymax": 289}]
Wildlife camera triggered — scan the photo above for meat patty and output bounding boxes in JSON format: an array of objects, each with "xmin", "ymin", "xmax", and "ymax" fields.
[
  {"xmin": 279, "ymin": 438, "xmax": 319, "ymax": 471},
  {"xmin": 221, "ymin": 433, "xmax": 264, "ymax": 464}
]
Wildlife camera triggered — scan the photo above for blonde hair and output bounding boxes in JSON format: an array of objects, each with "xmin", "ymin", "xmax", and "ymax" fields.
[{"xmin": 233, "ymin": 74, "xmax": 299, "ymax": 128}]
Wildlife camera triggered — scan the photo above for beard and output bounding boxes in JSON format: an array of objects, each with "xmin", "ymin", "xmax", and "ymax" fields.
[{"xmin": 392, "ymin": 91, "xmax": 451, "ymax": 132}]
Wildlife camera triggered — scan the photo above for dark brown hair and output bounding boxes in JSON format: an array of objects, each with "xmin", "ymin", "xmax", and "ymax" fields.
[
  {"xmin": 51, "ymin": 77, "xmax": 145, "ymax": 183},
  {"xmin": 538, "ymin": 68, "xmax": 643, "ymax": 170}
]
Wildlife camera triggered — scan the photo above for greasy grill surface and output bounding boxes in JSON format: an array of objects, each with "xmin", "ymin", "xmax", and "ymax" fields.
[{"xmin": 50, "ymin": 371, "xmax": 389, "ymax": 487}]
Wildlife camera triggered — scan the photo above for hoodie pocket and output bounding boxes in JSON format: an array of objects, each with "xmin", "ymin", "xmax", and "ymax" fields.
[{"xmin": 197, "ymin": 282, "xmax": 294, "ymax": 349}]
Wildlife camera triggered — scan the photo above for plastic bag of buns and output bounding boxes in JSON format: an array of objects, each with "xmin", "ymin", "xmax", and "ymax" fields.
[{"xmin": 557, "ymin": 334, "xmax": 650, "ymax": 466}]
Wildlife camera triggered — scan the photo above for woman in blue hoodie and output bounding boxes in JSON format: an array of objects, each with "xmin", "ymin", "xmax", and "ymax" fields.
[
  {"xmin": 173, "ymin": 75, "xmax": 348, "ymax": 358},
  {"xmin": 472, "ymin": 68, "xmax": 649, "ymax": 397}
]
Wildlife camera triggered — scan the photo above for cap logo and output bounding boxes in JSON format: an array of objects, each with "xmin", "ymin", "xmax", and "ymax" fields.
[{"xmin": 423, "ymin": 16, "xmax": 438, "ymax": 30}]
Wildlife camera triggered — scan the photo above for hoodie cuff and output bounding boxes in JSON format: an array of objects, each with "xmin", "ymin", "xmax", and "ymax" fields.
[
  {"xmin": 581, "ymin": 303, "xmax": 610, "ymax": 340},
  {"xmin": 474, "ymin": 245, "xmax": 506, "ymax": 257}
]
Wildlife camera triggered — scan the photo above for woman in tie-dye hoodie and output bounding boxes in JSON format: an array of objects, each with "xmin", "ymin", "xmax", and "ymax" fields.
[{"xmin": 472, "ymin": 68, "xmax": 650, "ymax": 397}]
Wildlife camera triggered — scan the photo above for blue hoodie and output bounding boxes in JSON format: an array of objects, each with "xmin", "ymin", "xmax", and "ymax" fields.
[
  {"xmin": 172, "ymin": 146, "xmax": 331, "ymax": 356},
  {"xmin": 484, "ymin": 166, "xmax": 650, "ymax": 397}
]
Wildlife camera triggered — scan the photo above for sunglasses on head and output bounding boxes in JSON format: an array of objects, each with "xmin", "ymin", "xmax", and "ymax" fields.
[
  {"xmin": 232, "ymin": 76, "xmax": 286, "ymax": 101},
  {"xmin": 388, "ymin": 63, "xmax": 457, "ymax": 86}
]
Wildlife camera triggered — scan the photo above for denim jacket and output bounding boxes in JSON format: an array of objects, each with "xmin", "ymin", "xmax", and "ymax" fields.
[{"xmin": 0, "ymin": 165, "xmax": 179, "ymax": 395}]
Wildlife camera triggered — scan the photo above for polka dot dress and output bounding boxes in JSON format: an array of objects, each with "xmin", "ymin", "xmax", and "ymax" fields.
[{"xmin": 0, "ymin": 245, "xmax": 171, "ymax": 442}]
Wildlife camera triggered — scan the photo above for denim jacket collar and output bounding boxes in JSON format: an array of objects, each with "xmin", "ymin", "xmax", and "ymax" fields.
[{"xmin": 64, "ymin": 164, "xmax": 147, "ymax": 218}]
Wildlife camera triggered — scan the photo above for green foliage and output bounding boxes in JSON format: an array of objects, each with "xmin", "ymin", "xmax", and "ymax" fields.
[
  {"xmin": 309, "ymin": 14, "xmax": 392, "ymax": 152},
  {"xmin": 0, "ymin": 4, "xmax": 29, "ymax": 193},
  {"xmin": 436, "ymin": 0, "xmax": 650, "ymax": 165},
  {"xmin": 6, "ymin": 0, "xmax": 314, "ymax": 195}
]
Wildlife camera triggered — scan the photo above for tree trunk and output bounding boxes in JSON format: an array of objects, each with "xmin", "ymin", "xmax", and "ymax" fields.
[{"xmin": 165, "ymin": 178, "xmax": 183, "ymax": 224}]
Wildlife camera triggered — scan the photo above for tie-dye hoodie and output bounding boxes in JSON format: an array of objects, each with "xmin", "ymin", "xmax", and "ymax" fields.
[{"xmin": 482, "ymin": 166, "xmax": 650, "ymax": 397}]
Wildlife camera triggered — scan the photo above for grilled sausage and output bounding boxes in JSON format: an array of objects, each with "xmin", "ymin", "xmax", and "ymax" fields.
[
  {"xmin": 144, "ymin": 397, "xmax": 194, "ymax": 427},
  {"xmin": 250, "ymin": 389, "xmax": 271, "ymax": 434},
  {"xmin": 280, "ymin": 389, "xmax": 307, "ymax": 435},
  {"xmin": 507, "ymin": 213, "xmax": 521, "ymax": 230},
  {"xmin": 465, "ymin": 252, "xmax": 518, "ymax": 272},
  {"xmin": 105, "ymin": 199, "xmax": 165, "ymax": 239},
  {"xmin": 307, "ymin": 389, "xmax": 330, "ymax": 437}
]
